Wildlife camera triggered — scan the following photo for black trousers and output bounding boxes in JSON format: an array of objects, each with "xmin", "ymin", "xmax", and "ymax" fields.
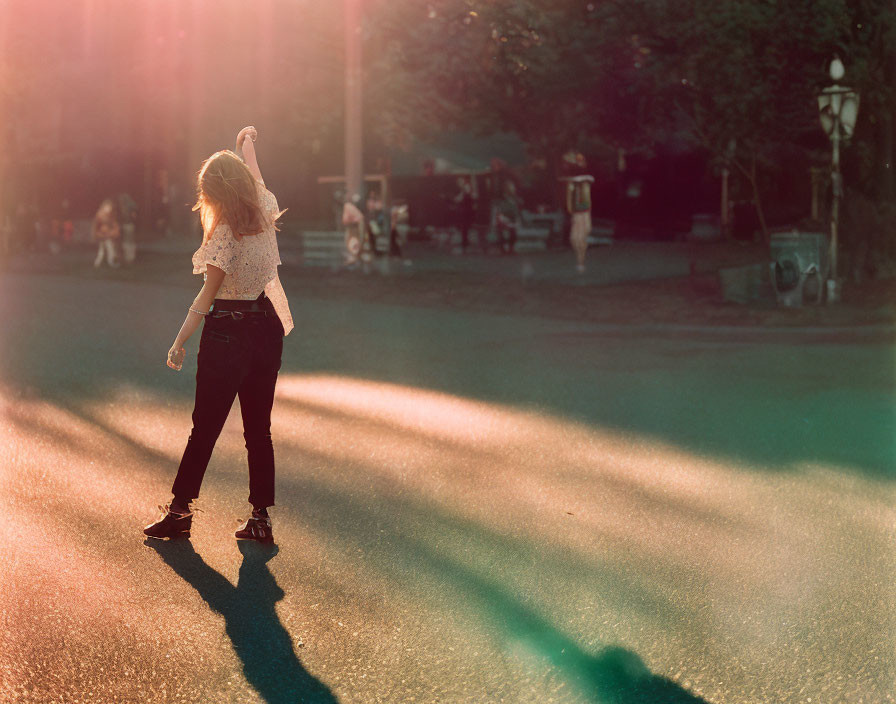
[{"xmin": 172, "ymin": 300, "xmax": 284, "ymax": 508}]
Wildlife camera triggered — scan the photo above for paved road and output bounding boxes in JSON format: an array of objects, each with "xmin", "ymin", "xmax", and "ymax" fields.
[{"xmin": 1, "ymin": 262, "xmax": 894, "ymax": 703}]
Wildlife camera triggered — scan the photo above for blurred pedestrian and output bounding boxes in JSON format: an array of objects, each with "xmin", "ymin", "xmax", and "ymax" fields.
[
  {"xmin": 365, "ymin": 189, "xmax": 384, "ymax": 255},
  {"xmin": 566, "ymin": 175, "xmax": 594, "ymax": 273},
  {"xmin": 342, "ymin": 194, "xmax": 365, "ymax": 267},
  {"xmin": 495, "ymin": 181, "xmax": 521, "ymax": 255},
  {"xmin": 453, "ymin": 176, "xmax": 476, "ymax": 253},
  {"xmin": 92, "ymin": 198, "xmax": 121, "ymax": 268},
  {"xmin": 118, "ymin": 192, "xmax": 138, "ymax": 264},
  {"xmin": 389, "ymin": 200, "xmax": 411, "ymax": 264},
  {"xmin": 484, "ymin": 158, "xmax": 511, "ymax": 251},
  {"xmin": 144, "ymin": 125, "xmax": 292, "ymax": 544}
]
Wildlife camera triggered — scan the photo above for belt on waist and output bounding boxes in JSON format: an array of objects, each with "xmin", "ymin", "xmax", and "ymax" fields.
[
  {"xmin": 210, "ymin": 310, "xmax": 273, "ymax": 319},
  {"xmin": 211, "ymin": 298, "xmax": 274, "ymax": 318}
]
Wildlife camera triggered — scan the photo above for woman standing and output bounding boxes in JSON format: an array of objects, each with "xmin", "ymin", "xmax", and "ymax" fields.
[
  {"xmin": 92, "ymin": 198, "xmax": 121, "ymax": 268},
  {"xmin": 144, "ymin": 126, "xmax": 293, "ymax": 543},
  {"xmin": 566, "ymin": 175, "xmax": 594, "ymax": 274}
]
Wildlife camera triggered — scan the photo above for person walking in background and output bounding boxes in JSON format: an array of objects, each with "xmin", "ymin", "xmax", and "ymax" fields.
[
  {"xmin": 92, "ymin": 197, "xmax": 121, "ymax": 268},
  {"xmin": 342, "ymin": 193, "xmax": 365, "ymax": 267},
  {"xmin": 484, "ymin": 158, "xmax": 511, "ymax": 252},
  {"xmin": 495, "ymin": 181, "xmax": 521, "ymax": 255},
  {"xmin": 389, "ymin": 200, "xmax": 412, "ymax": 264},
  {"xmin": 144, "ymin": 125, "xmax": 293, "ymax": 544},
  {"xmin": 453, "ymin": 176, "xmax": 476, "ymax": 254},
  {"xmin": 365, "ymin": 188, "xmax": 385, "ymax": 255},
  {"xmin": 118, "ymin": 191, "xmax": 138, "ymax": 264},
  {"xmin": 566, "ymin": 174, "xmax": 594, "ymax": 273}
]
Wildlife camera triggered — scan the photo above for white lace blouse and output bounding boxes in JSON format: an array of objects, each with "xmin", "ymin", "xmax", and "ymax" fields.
[{"xmin": 191, "ymin": 182, "xmax": 294, "ymax": 335}]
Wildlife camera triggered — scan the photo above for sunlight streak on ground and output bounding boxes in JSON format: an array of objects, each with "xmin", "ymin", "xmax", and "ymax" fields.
[{"xmin": 273, "ymin": 374, "xmax": 893, "ymax": 582}]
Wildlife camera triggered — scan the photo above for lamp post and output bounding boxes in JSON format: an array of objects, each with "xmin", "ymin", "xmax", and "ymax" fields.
[
  {"xmin": 817, "ymin": 57, "xmax": 859, "ymax": 303},
  {"xmin": 345, "ymin": 0, "xmax": 363, "ymax": 204}
]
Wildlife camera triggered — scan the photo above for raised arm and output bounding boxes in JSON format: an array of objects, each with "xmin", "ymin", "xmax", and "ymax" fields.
[{"xmin": 236, "ymin": 125, "xmax": 264, "ymax": 185}]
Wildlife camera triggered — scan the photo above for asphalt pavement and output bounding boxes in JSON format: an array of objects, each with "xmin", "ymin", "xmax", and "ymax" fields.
[{"xmin": 0, "ymin": 241, "xmax": 894, "ymax": 703}]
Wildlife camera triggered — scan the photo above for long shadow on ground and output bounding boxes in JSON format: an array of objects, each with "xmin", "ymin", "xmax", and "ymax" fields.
[
  {"xmin": 277, "ymin": 466, "xmax": 713, "ymax": 703},
  {"xmin": 11, "ymin": 384, "xmax": 729, "ymax": 702},
  {"xmin": 145, "ymin": 539, "xmax": 337, "ymax": 704},
  {"xmin": 392, "ymin": 527, "xmax": 711, "ymax": 704}
]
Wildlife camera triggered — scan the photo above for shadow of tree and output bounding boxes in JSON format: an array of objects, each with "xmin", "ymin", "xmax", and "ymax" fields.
[
  {"xmin": 446, "ymin": 556, "xmax": 711, "ymax": 703},
  {"xmin": 14, "ymin": 386, "xmax": 719, "ymax": 703},
  {"xmin": 583, "ymin": 646, "xmax": 710, "ymax": 703},
  {"xmin": 278, "ymin": 471, "xmax": 712, "ymax": 703},
  {"xmin": 385, "ymin": 535, "xmax": 711, "ymax": 704},
  {"xmin": 144, "ymin": 539, "xmax": 338, "ymax": 704}
]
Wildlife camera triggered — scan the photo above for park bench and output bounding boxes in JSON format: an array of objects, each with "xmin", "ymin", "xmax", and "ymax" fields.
[
  {"xmin": 516, "ymin": 210, "xmax": 563, "ymax": 252},
  {"xmin": 300, "ymin": 230, "xmax": 343, "ymax": 267},
  {"xmin": 517, "ymin": 211, "xmax": 615, "ymax": 250},
  {"xmin": 588, "ymin": 217, "xmax": 614, "ymax": 246}
]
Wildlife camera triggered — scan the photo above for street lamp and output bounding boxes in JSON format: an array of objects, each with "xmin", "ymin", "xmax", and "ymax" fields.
[
  {"xmin": 345, "ymin": 0, "xmax": 363, "ymax": 204},
  {"xmin": 817, "ymin": 57, "xmax": 859, "ymax": 302}
]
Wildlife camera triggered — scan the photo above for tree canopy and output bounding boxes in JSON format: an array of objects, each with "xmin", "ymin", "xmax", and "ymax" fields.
[{"xmin": 365, "ymin": 0, "xmax": 896, "ymax": 206}]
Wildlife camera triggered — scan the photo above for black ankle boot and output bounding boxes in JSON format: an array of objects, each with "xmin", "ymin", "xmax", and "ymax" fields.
[
  {"xmin": 235, "ymin": 509, "xmax": 273, "ymax": 543},
  {"xmin": 143, "ymin": 504, "xmax": 193, "ymax": 539}
]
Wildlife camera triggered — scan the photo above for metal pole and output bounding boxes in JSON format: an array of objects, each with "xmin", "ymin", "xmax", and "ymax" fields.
[
  {"xmin": 344, "ymin": 0, "xmax": 362, "ymax": 204},
  {"xmin": 829, "ymin": 118, "xmax": 841, "ymax": 301},
  {"xmin": 810, "ymin": 168, "xmax": 821, "ymax": 221}
]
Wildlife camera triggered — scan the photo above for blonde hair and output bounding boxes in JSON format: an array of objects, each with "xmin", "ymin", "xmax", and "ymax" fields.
[{"xmin": 192, "ymin": 150, "xmax": 270, "ymax": 243}]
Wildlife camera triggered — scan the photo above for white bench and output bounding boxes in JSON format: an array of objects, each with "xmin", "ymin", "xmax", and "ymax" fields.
[
  {"xmin": 300, "ymin": 230, "xmax": 343, "ymax": 266},
  {"xmin": 516, "ymin": 211, "xmax": 564, "ymax": 252},
  {"xmin": 516, "ymin": 212, "xmax": 615, "ymax": 250},
  {"xmin": 588, "ymin": 217, "xmax": 614, "ymax": 246}
]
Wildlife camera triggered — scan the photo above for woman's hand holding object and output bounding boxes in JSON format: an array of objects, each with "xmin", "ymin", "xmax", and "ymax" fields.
[{"xmin": 167, "ymin": 346, "xmax": 186, "ymax": 371}]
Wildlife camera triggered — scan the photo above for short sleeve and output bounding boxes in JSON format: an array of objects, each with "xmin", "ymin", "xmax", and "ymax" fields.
[
  {"xmin": 192, "ymin": 223, "xmax": 241, "ymax": 275},
  {"xmin": 257, "ymin": 182, "xmax": 280, "ymax": 220}
]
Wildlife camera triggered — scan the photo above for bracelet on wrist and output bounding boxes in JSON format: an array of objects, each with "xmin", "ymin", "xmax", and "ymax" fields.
[{"xmin": 189, "ymin": 307, "xmax": 208, "ymax": 317}]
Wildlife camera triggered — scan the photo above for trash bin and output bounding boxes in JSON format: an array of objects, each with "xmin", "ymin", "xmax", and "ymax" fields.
[{"xmin": 769, "ymin": 230, "xmax": 828, "ymax": 306}]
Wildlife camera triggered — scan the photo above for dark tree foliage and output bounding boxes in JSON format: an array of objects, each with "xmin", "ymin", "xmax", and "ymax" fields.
[{"xmin": 365, "ymin": 0, "xmax": 895, "ymax": 243}]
